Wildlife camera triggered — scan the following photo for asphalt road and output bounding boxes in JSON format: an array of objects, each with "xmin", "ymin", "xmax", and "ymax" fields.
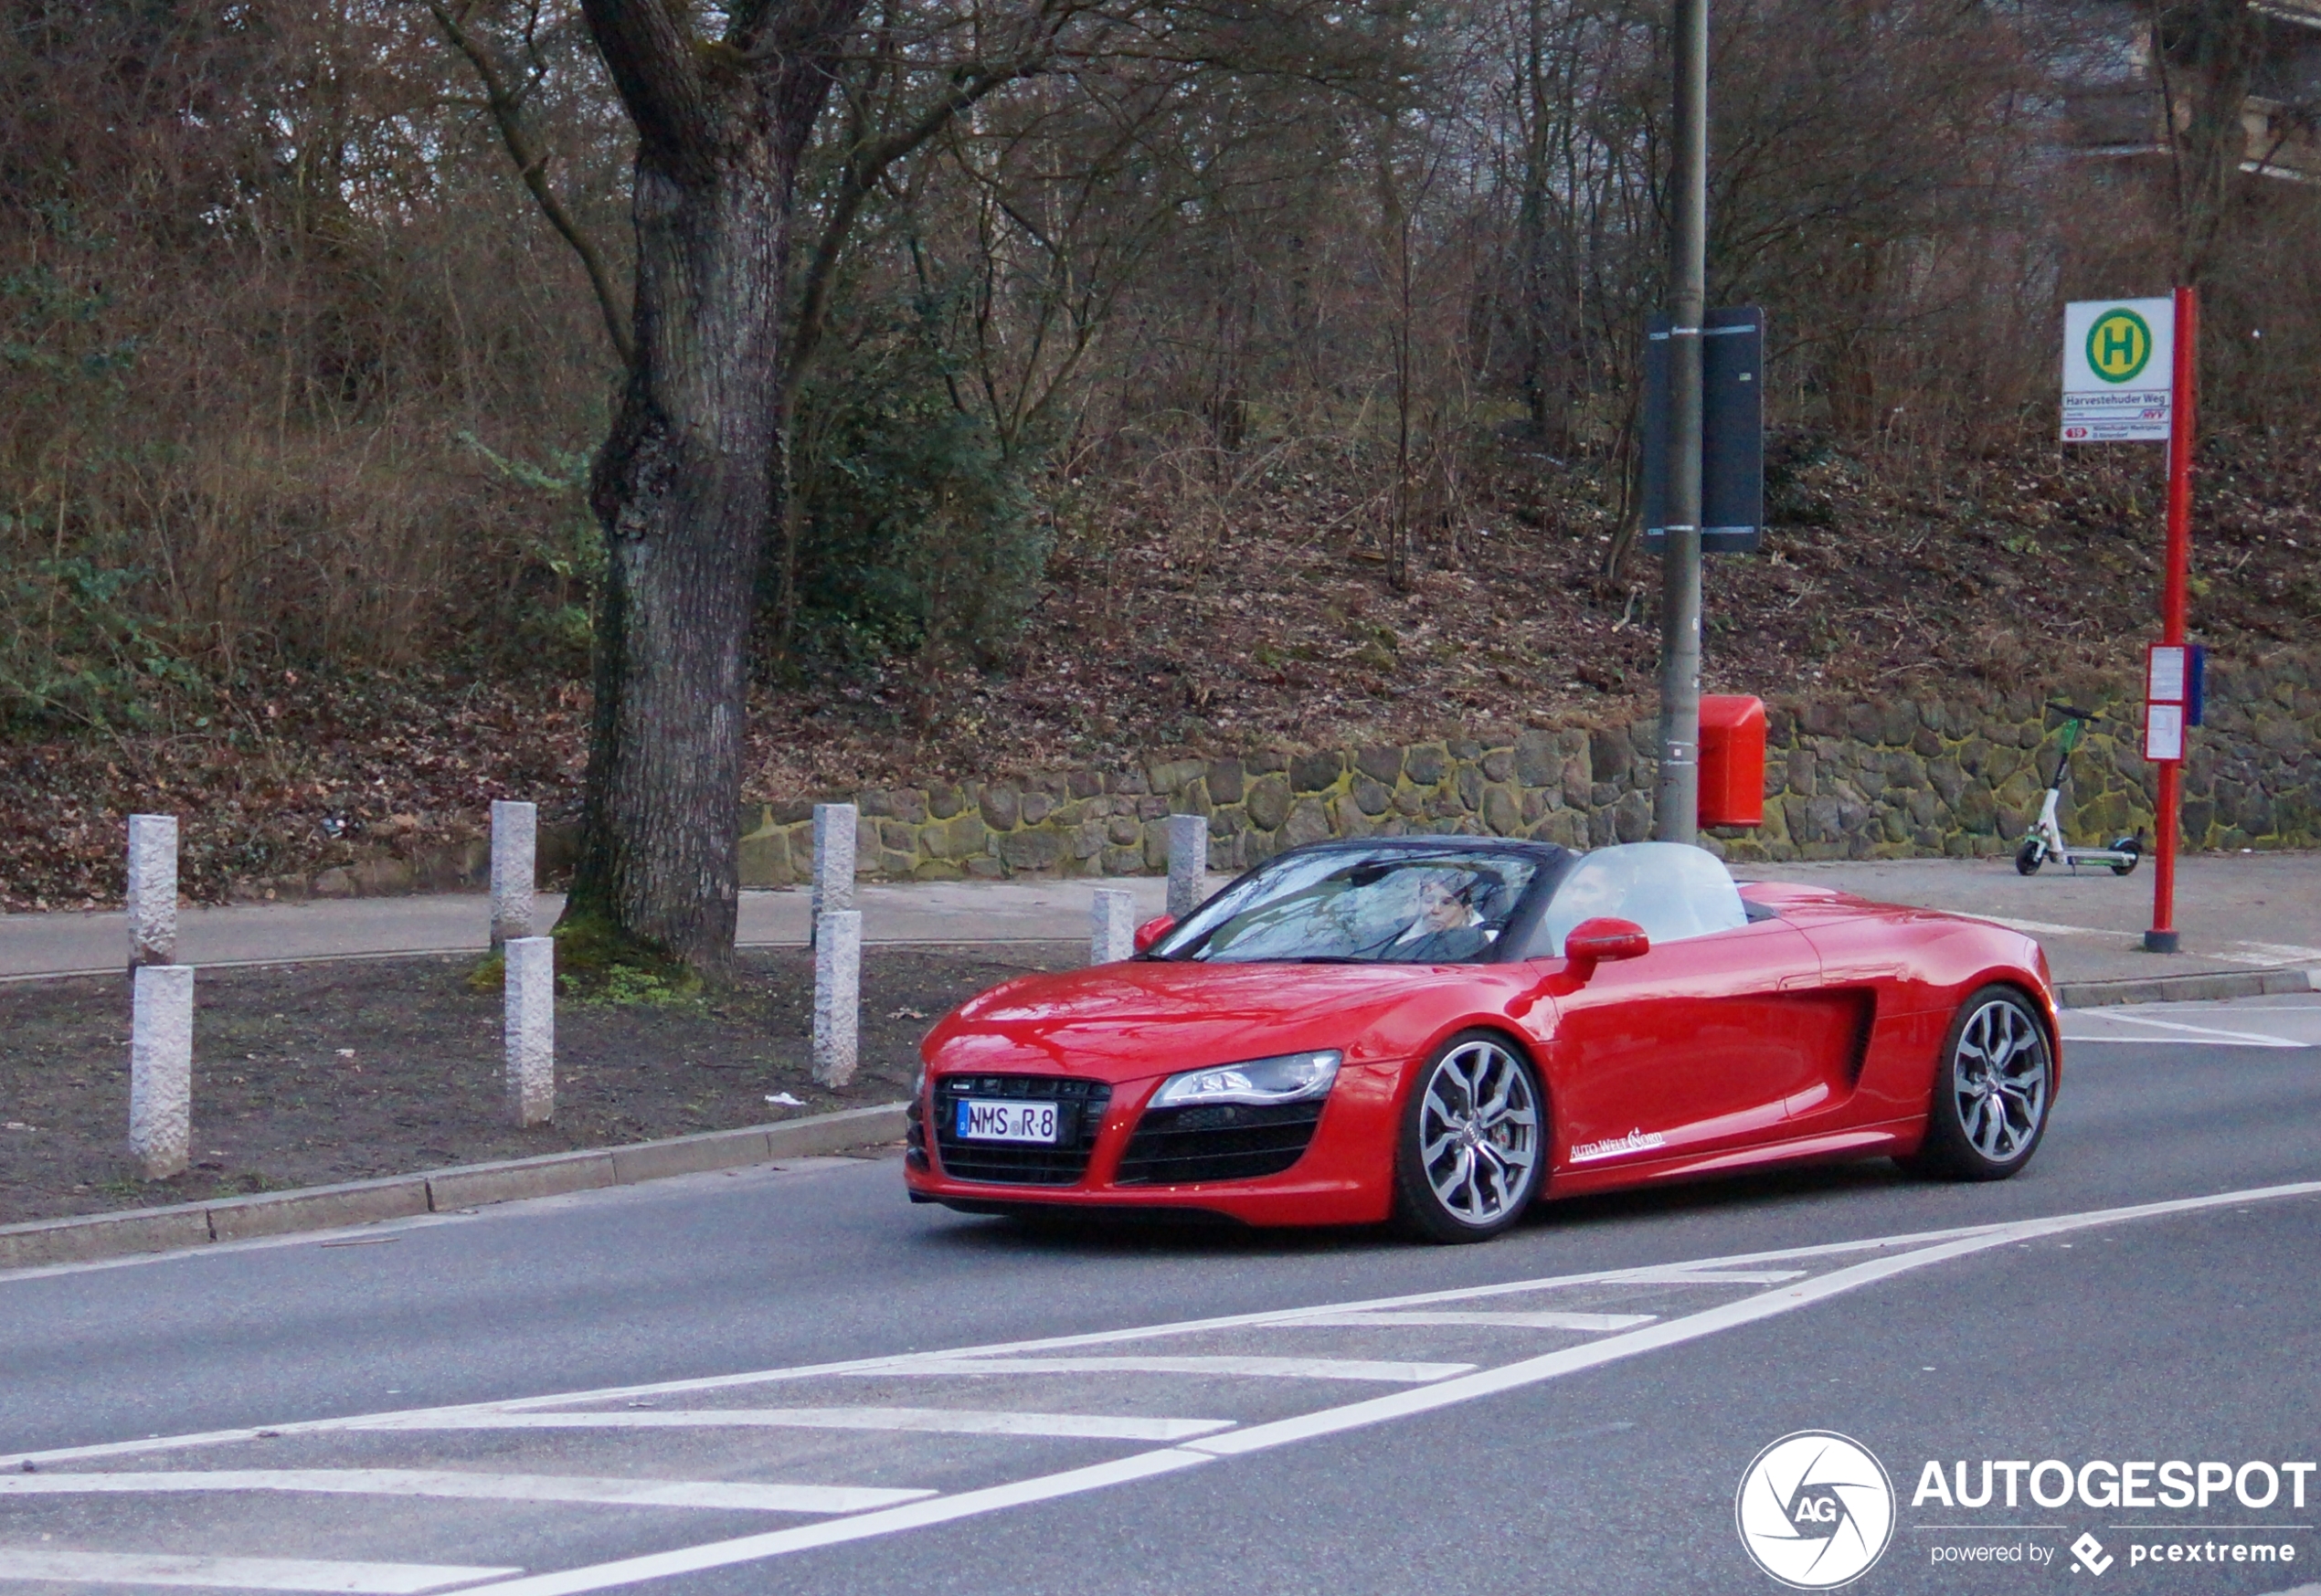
[{"xmin": 3, "ymin": 995, "xmax": 2317, "ymax": 1596}]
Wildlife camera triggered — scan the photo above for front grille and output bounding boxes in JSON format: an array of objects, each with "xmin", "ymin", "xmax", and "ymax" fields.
[
  {"xmin": 1114, "ymin": 1100, "xmax": 1324, "ymax": 1185},
  {"xmin": 932, "ymin": 1075, "xmax": 1112, "ymax": 1186}
]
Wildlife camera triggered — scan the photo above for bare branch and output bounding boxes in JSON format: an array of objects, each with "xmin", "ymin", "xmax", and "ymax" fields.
[
  {"xmin": 789, "ymin": 49, "xmax": 1062, "ymax": 383},
  {"xmin": 427, "ymin": 0, "xmax": 637, "ymax": 368}
]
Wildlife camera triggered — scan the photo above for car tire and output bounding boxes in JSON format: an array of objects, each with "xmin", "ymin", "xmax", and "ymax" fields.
[
  {"xmin": 1392, "ymin": 1030, "xmax": 1547, "ymax": 1243},
  {"xmin": 1900, "ymin": 985, "xmax": 2054, "ymax": 1182},
  {"xmin": 2014, "ymin": 839, "xmax": 2044, "ymax": 876},
  {"xmin": 2108, "ymin": 836, "xmax": 2142, "ymax": 876}
]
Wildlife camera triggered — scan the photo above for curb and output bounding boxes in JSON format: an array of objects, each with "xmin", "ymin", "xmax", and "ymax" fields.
[
  {"xmin": 2057, "ymin": 966, "xmax": 2320, "ymax": 1009},
  {"xmin": 9, "ymin": 964, "xmax": 2314, "ymax": 1270},
  {"xmin": 0, "ymin": 1102, "xmax": 906, "ymax": 1273}
]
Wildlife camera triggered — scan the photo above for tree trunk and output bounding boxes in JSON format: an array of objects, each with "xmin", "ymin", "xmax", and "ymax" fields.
[{"xmin": 564, "ymin": 4, "xmax": 851, "ymax": 978}]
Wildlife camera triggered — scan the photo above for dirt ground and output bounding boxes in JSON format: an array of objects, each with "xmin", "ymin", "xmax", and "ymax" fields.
[
  {"xmin": 5, "ymin": 424, "xmax": 2316, "ymax": 914},
  {"xmin": 0, "ymin": 943, "xmax": 1076, "ymax": 1228}
]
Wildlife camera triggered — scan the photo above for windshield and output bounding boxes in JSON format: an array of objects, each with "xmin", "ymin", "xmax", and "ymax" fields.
[{"xmin": 1151, "ymin": 846, "xmax": 1547, "ymax": 964}]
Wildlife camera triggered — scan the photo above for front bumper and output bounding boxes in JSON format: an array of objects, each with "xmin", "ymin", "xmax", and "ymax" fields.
[{"xmin": 903, "ymin": 1062, "xmax": 1400, "ymax": 1228}]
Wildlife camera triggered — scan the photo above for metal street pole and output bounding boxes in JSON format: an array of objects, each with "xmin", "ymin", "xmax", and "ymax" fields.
[
  {"xmin": 2145, "ymin": 285, "xmax": 2198, "ymax": 954},
  {"xmin": 1656, "ymin": 0, "xmax": 1709, "ymax": 844}
]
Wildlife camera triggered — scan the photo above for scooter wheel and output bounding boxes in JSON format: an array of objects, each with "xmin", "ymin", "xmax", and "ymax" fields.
[
  {"xmin": 2015, "ymin": 840, "xmax": 2044, "ymax": 876},
  {"xmin": 2109, "ymin": 837, "xmax": 2142, "ymax": 877}
]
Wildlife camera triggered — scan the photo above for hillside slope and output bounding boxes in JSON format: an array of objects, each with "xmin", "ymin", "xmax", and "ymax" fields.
[{"xmin": 5, "ymin": 424, "xmax": 2316, "ymax": 908}]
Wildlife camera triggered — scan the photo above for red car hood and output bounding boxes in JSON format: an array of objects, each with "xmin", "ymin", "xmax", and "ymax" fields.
[{"xmin": 922, "ymin": 958, "xmax": 1476, "ymax": 1081}]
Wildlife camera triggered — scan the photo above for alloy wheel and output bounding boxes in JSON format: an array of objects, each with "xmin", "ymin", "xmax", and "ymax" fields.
[
  {"xmin": 1417, "ymin": 1037, "xmax": 1541, "ymax": 1227},
  {"xmin": 1950, "ymin": 997, "xmax": 2051, "ymax": 1163}
]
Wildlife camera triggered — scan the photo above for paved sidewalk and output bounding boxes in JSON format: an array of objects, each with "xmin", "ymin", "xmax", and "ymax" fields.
[
  {"xmin": 3, "ymin": 853, "xmax": 2316, "ymax": 990},
  {"xmin": 0, "ymin": 876, "xmax": 1203, "ymax": 980},
  {"xmin": 1731, "ymin": 851, "xmax": 2321, "ymax": 988}
]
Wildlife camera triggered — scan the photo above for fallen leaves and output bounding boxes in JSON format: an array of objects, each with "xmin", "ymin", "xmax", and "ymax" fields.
[{"xmin": 5, "ymin": 425, "xmax": 2316, "ymax": 911}]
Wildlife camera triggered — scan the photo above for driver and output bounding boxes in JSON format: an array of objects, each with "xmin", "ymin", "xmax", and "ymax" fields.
[{"xmin": 1384, "ymin": 870, "xmax": 1494, "ymax": 963}]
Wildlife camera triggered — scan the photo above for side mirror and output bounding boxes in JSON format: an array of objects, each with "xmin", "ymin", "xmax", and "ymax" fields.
[
  {"xmin": 1565, "ymin": 916, "xmax": 1649, "ymax": 965},
  {"xmin": 1133, "ymin": 914, "xmax": 1176, "ymax": 955}
]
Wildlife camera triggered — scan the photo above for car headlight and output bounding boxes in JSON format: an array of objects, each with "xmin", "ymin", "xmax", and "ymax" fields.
[{"xmin": 1150, "ymin": 1051, "xmax": 1341, "ymax": 1109}]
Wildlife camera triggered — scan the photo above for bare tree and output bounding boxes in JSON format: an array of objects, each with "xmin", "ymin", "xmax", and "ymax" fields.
[
  {"xmin": 2154, "ymin": 0, "xmax": 2266, "ymax": 283},
  {"xmin": 419, "ymin": 0, "xmax": 1394, "ymax": 975}
]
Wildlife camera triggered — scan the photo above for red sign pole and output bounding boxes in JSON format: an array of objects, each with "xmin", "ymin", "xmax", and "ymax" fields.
[{"xmin": 2145, "ymin": 286, "xmax": 2198, "ymax": 955}]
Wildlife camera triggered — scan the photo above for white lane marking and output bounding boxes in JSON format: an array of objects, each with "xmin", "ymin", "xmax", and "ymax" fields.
[
  {"xmin": 2063, "ymin": 1010, "xmax": 2308, "ymax": 1048},
  {"xmin": 0, "ymin": 1470, "xmax": 927, "ymax": 1515},
  {"xmin": 1598, "ymin": 1267, "xmax": 1807, "ymax": 1284},
  {"xmin": 2060, "ymin": 1033, "xmax": 2305, "ymax": 1049},
  {"xmin": 2213, "ymin": 944, "xmax": 2321, "ymax": 967},
  {"xmin": 870, "ymin": 1356, "xmax": 1474, "ymax": 1383},
  {"xmin": 420, "ymin": 1451, "xmax": 1213, "ymax": 1596},
  {"xmin": 440, "ymin": 1177, "xmax": 2321, "ymax": 1596},
  {"xmin": 1285, "ymin": 1310, "xmax": 1658, "ymax": 1332},
  {"xmin": 1979, "ymin": 914, "xmax": 2115, "ymax": 939},
  {"xmin": 1962, "ymin": 919, "xmax": 2321, "ymax": 973},
  {"xmin": 350, "ymin": 1409, "xmax": 1235, "ymax": 1442},
  {"xmin": 1182, "ymin": 1238, "xmax": 2028, "ymax": 1459},
  {"xmin": 0, "ymin": 1220, "xmax": 2157, "ymax": 1475},
  {"xmin": 0, "ymin": 1548, "xmax": 520, "ymax": 1593}
]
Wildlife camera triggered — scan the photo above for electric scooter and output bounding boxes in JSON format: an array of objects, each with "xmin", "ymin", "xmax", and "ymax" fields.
[{"xmin": 2014, "ymin": 703, "xmax": 2142, "ymax": 876}]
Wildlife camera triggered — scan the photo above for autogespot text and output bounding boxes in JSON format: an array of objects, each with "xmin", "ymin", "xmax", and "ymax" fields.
[
  {"xmin": 1912, "ymin": 1458, "xmax": 2315, "ymax": 1511},
  {"xmin": 1913, "ymin": 1456, "xmax": 2311, "ymax": 1577}
]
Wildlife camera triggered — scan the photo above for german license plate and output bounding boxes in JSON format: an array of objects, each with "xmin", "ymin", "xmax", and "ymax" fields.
[{"xmin": 956, "ymin": 1099, "xmax": 1060, "ymax": 1144}]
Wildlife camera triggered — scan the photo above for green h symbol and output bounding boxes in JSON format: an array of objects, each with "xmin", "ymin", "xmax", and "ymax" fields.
[{"xmin": 2088, "ymin": 310, "xmax": 2150, "ymax": 381}]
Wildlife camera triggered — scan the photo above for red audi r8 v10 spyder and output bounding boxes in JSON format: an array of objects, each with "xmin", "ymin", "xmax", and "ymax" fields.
[{"xmin": 903, "ymin": 839, "xmax": 2059, "ymax": 1242}]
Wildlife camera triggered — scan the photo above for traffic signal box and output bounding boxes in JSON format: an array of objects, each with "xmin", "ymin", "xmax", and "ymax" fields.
[{"xmin": 1697, "ymin": 694, "xmax": 1766, "ymax": 827}]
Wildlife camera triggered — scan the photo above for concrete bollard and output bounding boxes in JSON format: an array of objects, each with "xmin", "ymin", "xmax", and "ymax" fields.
[
  {"xmin": 811, "ymin": 803, "xmax": 858, "ymax": 950},
  {"xmin": 1092, "ymin": 889, "xmax": 1136, "ymax": 964},
  {"xmin": 503, "ymin": 935, "xmax": 555, "ymax": 1126},
  {"xmin": 130, "ymin": 964, "xmax": 194, "ymax": 1179},
  {"xmin": 490, "ymin": 800, "xmax": 538, "ymax": 947},
  {"xmin": 1167, "ymin": 813, "xmax": 1206, "ymax": 920},
  {"xmin": 812, "ymin": 909, "xmax": 861, "ymax": 1087},
  {"xmin": 127, "ymin": 813, "xmax": 178, "ymax": 971}
]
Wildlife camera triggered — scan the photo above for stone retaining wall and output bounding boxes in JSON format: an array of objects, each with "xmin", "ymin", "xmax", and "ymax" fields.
[{"xmin": 737, "ymin": 653, "xmax": 2320, "ymax": 884}]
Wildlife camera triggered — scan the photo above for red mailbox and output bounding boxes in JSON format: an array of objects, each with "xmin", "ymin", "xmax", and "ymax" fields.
[{"xmin": 1698, "ymin": 694, "xmax": 1766, "ymax": 827}]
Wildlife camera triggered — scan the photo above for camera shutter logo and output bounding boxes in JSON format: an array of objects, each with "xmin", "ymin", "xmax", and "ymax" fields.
[{"xmin": 1734, "ymin": 1431, "xmax": 1896, "ymax": 1589}]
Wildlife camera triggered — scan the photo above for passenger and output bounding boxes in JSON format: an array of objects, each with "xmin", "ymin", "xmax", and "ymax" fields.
[{"xmin": 1542, "ymin": 849, "xmax": 1637, "ymax": 952}]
